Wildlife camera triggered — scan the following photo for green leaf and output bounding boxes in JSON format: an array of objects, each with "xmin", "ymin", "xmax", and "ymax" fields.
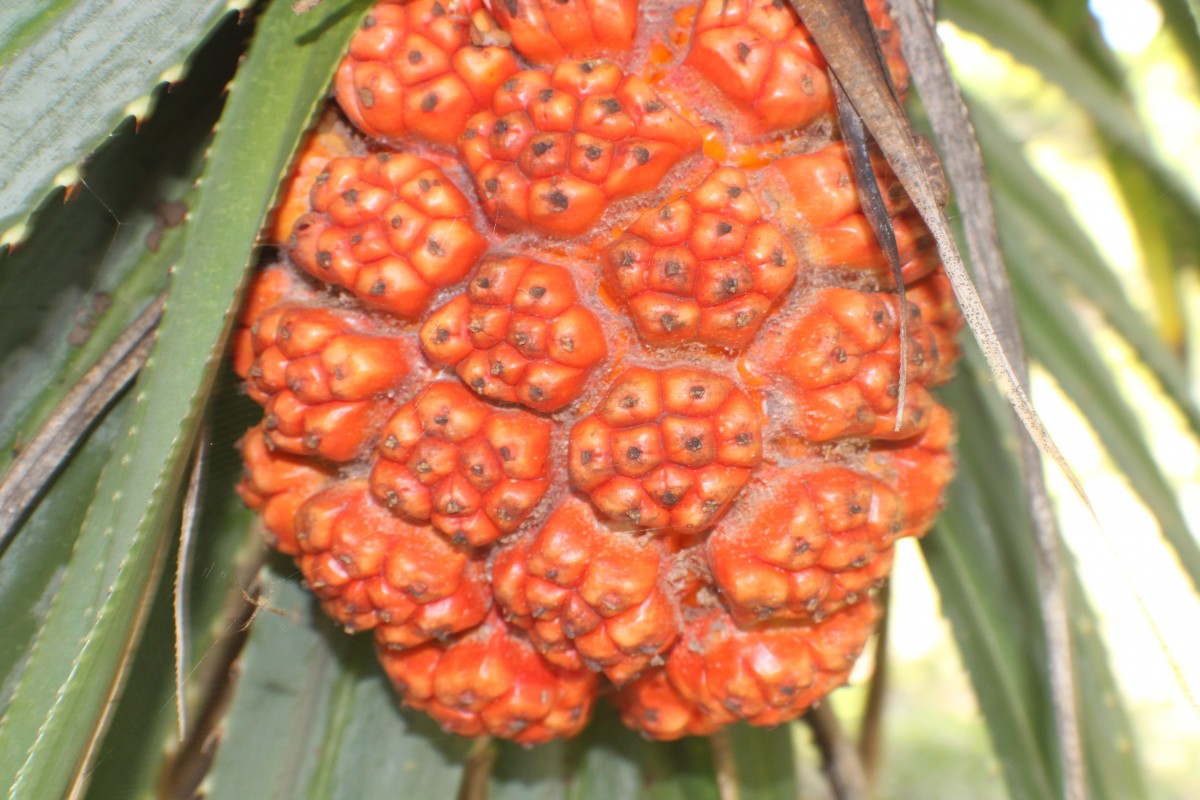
[
  {"xmin": 0, "ymin": 0, "xmax": 233, "ymax": 242},
  {"xmin": 0, "ymin": 10, "xmax": 247, "ymax": 467},
  {"xmin": 0, "ymin": 404, "xmax": 124, "ymax": 718},
  {"xmin": 206, "ymin": 561, "xmax": 470, "ymax": 799},
  {"xmin": 1006, "ymin": 255, "xmax": 1200, "ymax": 597},
  {"xmin": 0, "ymin": 1, "xmax": 368, "ymax": 796},
  {"xmin": 942, "ymin": 0, "xmax": 1200, "ymax": 217},
  {"xmin": 931, "ymin": 347, "xmax": 1150, "ymax": 800},
  {"xmin": 924, "ymin": 369, "xmax": 1058, "ymax": 800}
]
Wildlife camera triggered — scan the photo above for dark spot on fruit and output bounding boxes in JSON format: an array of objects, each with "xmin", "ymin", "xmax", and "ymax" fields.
[
  {"xmin": 420, "ymin": 93, "xmax": 438, "ymax": 112},
  {"xmin": 529, "ymin": 285, "xmax": 547, "ymax": 299},
  {"xmin": 528, "ymin": 385, "xmax": 544, "ymax": 400},
  {"xmin": 689, "ymin": 385, "xmax": 705, "ymax": 399},
  {"xmin": 546, "ymin": 190, "xmax": 569, "ymax": 210},
  {"xmin": 736, "ymin": 42, "xmax": 750, "ymax": 63},
  {"xmin": 539, "ymin": 88, "xmax": 554, "ymax": 102},
  {"xmin": 434, "ymin": 327, "xmax": 450, "ymax": 344},
  {"xmin": 580, "ymin": 450, "xmax": 593, "ymax": 464},
  {"xmin": 408, "ymin": 50, "xmax": 422, "ymax": 64},
  {"xmin": 370, "ymin": 281, "xmax": 386, "ymax": 296},
  {"xmin": 415, "ymin": 460, "xmax": 431, "ymax": 474},
  {"xmin": 502, "ymin": 78, "xmax": 517, "ymax": 92},
  {"xmin": 585, "ymin": 145, "xmax": 603, "ymax": 161},
  {"xmin": 665, "ymin": 260, "xmax": 681, "ymax": 276},
  {"xmin": 645, "ymin": 100, "xmax": 664, "ymax": 112},
  {"xmin": 434, "ymin": 414, "xmax": 449, "ymax": 425},
  {"xmin": 491, "ymin": 361, "xmax": 504, "ymax": 375},
  {"xmin": 685, "ymin": 437, "xmax": 703, "ymax": 451},
  {"xmin": 427, "ymin": 238, "xmax": 445, "ymax": 257},
  {"xmin": 350, "ymin": 234, "xmax": 362, "ymax": 245},
  {"xmin": 444, "ymin": 499, "xmax": 463, "ymax": 514},
  {"xmin": 660, "ymin": 313, "xmax": 679, "ymax": 331},
  {"xmin": 532, "ymin": 139, "xmax": 553, "ymax": 156},
  {"xmin": 620, "ymin": 395, "xmax": 637, "ymax": 409},
  {"xmin": 716, "ymin": 221, "xmax": 733, "ymax": 235},
  {"xmin": 418, "ymin": 178, "xmax": 432, "ymax": 192},
  {"xmin": 316, "ymin": 251, "xmax": 332, "ymax": 268},
  {"xmin": 834, "ymin": 347, "xmax": 847, "ymax": 362},
  {"xmin": 581, "ymin": 61, "xmax": 595, "ymax": 73},
  {"xmin": 390, "ymin": 215, "xmax": 404, "ymax": 228},
  {"xmin": 357, "ymin": 88, "xmax": 375, "ymax": 108},
  {"xmin": 632, "ymin": 146, "xmax": 650, "ymax": 164},
  {"xmin": 618, "ymin": 249, "xmax": 634, "ymax": 267},
  {"xmin": 470, "ymin": 464, "xmax": 484, "ymax": 476},
  {"xmin": 494, "ymin": 119, "xmax": 509, "ymax": 134},
  {"xmin": 722, "ymin": 277, "xmax": 738, "ymax": 294},
  {"xmin": 661, "ymin": 491, "xmax": 679, "ymax": 506},
  {"xmin": 702, "ymin": 499, "xmax": 719, "ymax": 514},
  {"xmin": 626, "ymin": 508, "xmax": 642, "ymax": 523},
  {"xmin": 477, "ymin": 276, "xmax": 491, "ymax": 288},
  {"xmin": 559, "ymin": 336, "xmax": 573, "ymax": 352},
  {"xmin": 384, "ymin": 434, "xmax": 399, "ymax": 450},
  {"xmin": 736, "ymin": 432, "xmax": 752, "ymax": 445},
  {"xmin": 342, "ymin": 188, "xmax": 358, "ymax": 205},
  {"xmin": 462, "ymin": 128, "xmax": 477, "ymax": 140},
  {"xmin": 627, "ymin": 446, "xmax": 642, "ymax": 461},
  {"xmin": 471, "ymin": 377, "xmax": 485, "ymax": 390},
  {"xmin": 514, "ymin": 331, "xmax": 529, "ymax": 346},
  {"xmin": 362, "ymin": 14, "xmax": 376, "ymax": 28},
  {"xmin": 601, "ymin": 98, "xmax": 621, "ymax": 114},
  {"xmin": 726, "ymin": 185, "xmax": 743, "ymax": 198},
  {"xmin": 734, "ymin": 311, "xmax": 752, "ymax": 328},
  {"xmin": 849, "ymin": 502, "xmax": 863, "ymax": 514}
]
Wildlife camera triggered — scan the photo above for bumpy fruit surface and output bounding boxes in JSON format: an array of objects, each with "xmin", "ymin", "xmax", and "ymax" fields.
[{"xmin": 236, "ymin": 0, "xmax": 960, "ymax": 745}]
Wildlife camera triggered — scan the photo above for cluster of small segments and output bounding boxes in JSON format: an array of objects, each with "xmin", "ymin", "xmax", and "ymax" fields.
[{"xmin": 233, "ymin": 0, "xmax": 960, "ymax": 745}]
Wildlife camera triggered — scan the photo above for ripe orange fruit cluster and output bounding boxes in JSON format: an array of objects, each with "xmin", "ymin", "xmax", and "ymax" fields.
[{"xmin": 235, "ymin": 0, "xmax": 960, "ymax": 744}]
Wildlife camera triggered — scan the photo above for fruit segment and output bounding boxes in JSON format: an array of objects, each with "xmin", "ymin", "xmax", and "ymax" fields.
[
  {"xmin": 491, "ymin": 498, "xmax": 679, "ymax": 683},
  {"xmin": 868, "ymin": 401, "xmax": 956, "ymax": 539},
  {"xmin": 335, "ymin": 0, "xmax": 520, "ymax": 145},
  {"xmin": 604, "ymin": 166, "xmax": 799, "ymax": 349},
  {"xmin": 293, "ymin": 481, "xmax": 493, "ymax": 646},
  {"xmin": 289, "ymin": 153, "xmax": 486, "ymax": 318},
  {"xmin": 686, "ymin": 0, "xmax": 907, "ymax": 137},
  {"xmin": 769, "ymin": 142, "xmax": 938, "ymax": 281},
  {"xmin": 568, "ymin": 366, "xmax": 763, "ymax": 533},
  {"xmin": 268, "ymin": 111, "xmax": 355, "ymax": 244},
  {"xmin": 370, "ymin": 381, "xmax": 552, "ymax": 546},
  {"xmin": 240, "ymin": 302, "xmax": 426, "ymax": 461},
  {"xmin": 421, "ymin": 253, "xmax": 607, "ymax": 412},
  {"xmin": 613, "ymin": 600, "xmax": 877, "ymax": 739},
  {"xmin": 458, "ymin": 59, "xmax": 702, "ymax": 235},
  {"xmin": 377, "ymin": 614, "xmax": 599, "ymax": 745},
  {"xmin": 707, "ymin": 465, "xmax": 901, "ymax": 624},
  {"xmin": 487, "ymin": 0, "xmax": 639, "ymax": 63},
  {"xmin": 748, "ymin": 286, "xmax": 951, "ymax": 442},
  {"xmin": 236, "ymin": 425, "xmax": 336, "ymax": 556}
]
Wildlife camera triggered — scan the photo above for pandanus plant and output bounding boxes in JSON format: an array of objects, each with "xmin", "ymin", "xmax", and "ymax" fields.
[{"xmin": 1, "ymin": 0, "xmax": 1197, "ymax": 798}]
